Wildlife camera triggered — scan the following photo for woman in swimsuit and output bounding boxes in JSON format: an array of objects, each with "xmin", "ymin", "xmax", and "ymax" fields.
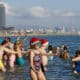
[
  {"xmin": 14, "ymin": 36, "xmax": 27, "ymax": 66},
  {"xmin": 29, "ymin": 37, "xmax": 46, "ymax": 80},
  {"xmin": 14, "ymin": 41, "xmax": 25, "ymax": 66}
]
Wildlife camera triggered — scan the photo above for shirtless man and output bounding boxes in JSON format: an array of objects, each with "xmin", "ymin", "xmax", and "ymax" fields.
[{"xmin": 39, "ymin": 39, "xmax": 49, "ymax": 72}]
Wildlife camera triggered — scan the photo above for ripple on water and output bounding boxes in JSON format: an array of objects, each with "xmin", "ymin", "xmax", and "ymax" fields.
[{"xmin": 1, "ymin": 36, "xmax": 80, "ymax": 80}]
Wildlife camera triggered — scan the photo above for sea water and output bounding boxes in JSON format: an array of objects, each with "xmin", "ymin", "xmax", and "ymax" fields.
[{"xmin": 2, "ymin": 35, "xmax": 80, "ymax": 80}]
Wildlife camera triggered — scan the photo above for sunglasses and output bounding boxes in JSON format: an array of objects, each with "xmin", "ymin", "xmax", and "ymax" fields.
[{"xmin": 36, "ymin": 42, "xmax": 41, "ymax": 46}]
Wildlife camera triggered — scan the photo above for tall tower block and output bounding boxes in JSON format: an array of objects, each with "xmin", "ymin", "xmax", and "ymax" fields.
[{"xmin": 0, "ymin": 3, "xmax": 6, "ymax": 29}]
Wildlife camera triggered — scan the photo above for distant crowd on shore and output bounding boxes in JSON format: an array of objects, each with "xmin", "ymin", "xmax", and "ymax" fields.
[{"xmin": 0, "ymin": 35, "xmax": 80, "ymax": 80}]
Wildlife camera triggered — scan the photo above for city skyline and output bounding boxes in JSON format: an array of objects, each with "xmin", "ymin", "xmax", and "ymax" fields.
[{"xmin": 1, "ymin": 0, "xmax": 80, "ymax": 30}]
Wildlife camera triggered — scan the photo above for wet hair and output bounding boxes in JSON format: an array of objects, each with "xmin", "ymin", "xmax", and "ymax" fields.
[
  {"xmin": 48, "ymin": 45, "xmax": 53, "ymax": 51},
  {"xmin": 63, "ymin": 46, "xmax": 68, "ymax": 50},
  {"xmin": 75, "ymin": 50, "xmax": 80, "ymax": 57},
  {"xmin": 1, "ymin": 40, "xmax": 8, "ymax": 45},
  {"xmin": 30, "ymin": 44, "xmax": 35, "ymax": 49},
  {"xmin": 14, "ymin": 42, "xmax": 18, "ymax": 51},
  {"xmin": 4, "ymin": 37, "xmax": 11, "ymax": 42}
]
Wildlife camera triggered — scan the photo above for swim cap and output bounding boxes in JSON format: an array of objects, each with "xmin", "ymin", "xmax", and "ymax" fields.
[
  {"xmin": 40, "ymin": 38, "xmax": 49, "ymax": 46},
  {"xmin": 30, "ymin": 37, "xmax": 40, "ymax": 45}
]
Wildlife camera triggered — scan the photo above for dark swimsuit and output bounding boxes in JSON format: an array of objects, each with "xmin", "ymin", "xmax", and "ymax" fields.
[
  {"xmin": 41, "ymin": 63, "xmax": 45, "ymax": 73},
  {"xmin": 74, "ymin": 61, "xmax": 80, "ymax": 73},
  {"xmin": 33, "ymin": 54, "xmax": 42, "ymax": 71}
]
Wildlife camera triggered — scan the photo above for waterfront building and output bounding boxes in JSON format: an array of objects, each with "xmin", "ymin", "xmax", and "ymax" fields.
[
  {"xmin": 61, "ymin": 26, "xmax": 65, "ymax": 33},
  {"xmin": 46, "ymin": 29, "xmax": 53, "ymax": 33},
  {"xmin": 0, "ymin": 3, "xmax": 6, "ymax": 29}
]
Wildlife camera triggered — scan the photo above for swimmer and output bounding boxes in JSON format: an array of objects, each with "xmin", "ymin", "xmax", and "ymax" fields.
[
  {"xmin": 60, "ymin": 46, "xmax": 70, "ymax": 60},
  {"xmin": 14, "ymin": 41, "xmax": 25, "ymax": 66},
  {"xmin": 14, "ymin": 36, "xmax": 28, "ymax": 66},
  {"xmin": 48, "ymin": 45, "xmax": 54, "ymax": 60},
  {"xmin": 4, "ymin": 37, "xmax": 16, "ymax": 72},
  {"xmin": 0, "ymin": 43, "xmax": 18, "ymax": 72},
  {"xmin": 55, "ymin": 46, "xmax": 60, "ymax": 55},
  {"xmin": 72, "ymin": 50, "xmax": 80, "ymax": 74},
  {"xmin": 16, "ymin": 36, "xmax": 27, "ymax": 51},
  {"xmin": 1, "ymin": 40, "xmax": 9, "ymax": 66},
  {"xmin": 29, "ymin": 37, "xmax": 46, "ymax": 80},
  {"xmin": 39, "ymin": 38, "xmax": 49, "ymax": 73}
]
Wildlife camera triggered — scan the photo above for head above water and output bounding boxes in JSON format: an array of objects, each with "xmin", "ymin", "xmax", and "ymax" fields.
[
  {"xmin": 63, "ymin": 46, "xmax": 68, "ymax": 50},
  {"xmin": 14, "ymin": 40, "xmax": 24, "ymax": 48},
  {"xmin": 4, "ymin": 37, "xmax": 11, "ymax": 42},
  {"xmin": 48, "ymin": 45, "xmax": 53, "ymax": 51},
  {"xmin": 30, "ymin": 37, "xmax": 41, "ymax": 49},
  {"xmin": 1, "ymin": 40, "xmax": 9, "ymax": 47},
  {"xmin": 75, "ymin": 50, "xmax": 80, "ymax": 57},
  {"xmin": 40, "ymin": 38, "xmax": 49, "ymax": 48}
]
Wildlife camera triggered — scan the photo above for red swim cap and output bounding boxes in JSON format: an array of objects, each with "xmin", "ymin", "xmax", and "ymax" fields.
[
  {"xmin": 30, "ymin": 37, "xmax": 40, "ymax": 45},
  {"xmin": 40, "ymin": 38, "xmax": 49, "ymax": 46}
]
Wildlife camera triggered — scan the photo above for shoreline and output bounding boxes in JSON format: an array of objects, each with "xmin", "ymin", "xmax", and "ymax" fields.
[
  {"xmin": 0, "ymin": 30, "xmax": 80, "ymax": 37},
  {"xmin": 0, "ymin": 33, "xmax": 80, "ymax": 37}
]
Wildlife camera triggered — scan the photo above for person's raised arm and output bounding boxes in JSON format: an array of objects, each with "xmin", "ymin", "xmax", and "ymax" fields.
[
  {"xmin": 21, "ymin": 50, "xmax": 30, "ymax": 56},
  {"xmin": 16, "ymin": 36, "xmax": 20, "ymax": 41},
  {"xmin": 72, "ymin": 57, "xmax": 80, "ymax": 62},
  {"xmin": 20, "ymin": 37, "xmax": 27, "ymax": 44}
]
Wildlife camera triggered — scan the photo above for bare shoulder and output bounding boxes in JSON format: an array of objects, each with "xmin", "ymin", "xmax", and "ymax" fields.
[
  {"xmin": 29, "ymin": 49, "xmax": 35, "ymax": 55},
  {"xmin": 1, "ymin": 46, "xmax": 9, "ymax": 52},
  {"xmin": 39, "ymin": 48, "xmax": 46, "ymax": 54},
  {"xmin": 1, "ymin": 46, "xmax": 4, "ymax": 50},
  {"xmin": 30, "ymin": 50, "xmax": 36, "ymax": 58}
]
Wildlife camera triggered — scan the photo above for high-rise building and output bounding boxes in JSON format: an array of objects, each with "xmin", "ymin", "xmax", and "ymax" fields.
[
  {"xmin": 0, "ymin": 3, "xmax": 6, "ymax": 29},
  {"xmin": 61, "ymin": 26, "xmax": 65, "ymax": 33}
]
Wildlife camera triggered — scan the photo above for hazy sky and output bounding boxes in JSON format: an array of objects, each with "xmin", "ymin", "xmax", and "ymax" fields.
[{"xmin": 1, "ymin": 0, "xmax": 80, "ymax": 29}]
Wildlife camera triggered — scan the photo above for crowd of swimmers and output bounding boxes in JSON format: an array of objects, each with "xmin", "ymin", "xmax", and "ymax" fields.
[{"xmin": 0, "ymin": 36, "xmax": 80, "ymax": 80}]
